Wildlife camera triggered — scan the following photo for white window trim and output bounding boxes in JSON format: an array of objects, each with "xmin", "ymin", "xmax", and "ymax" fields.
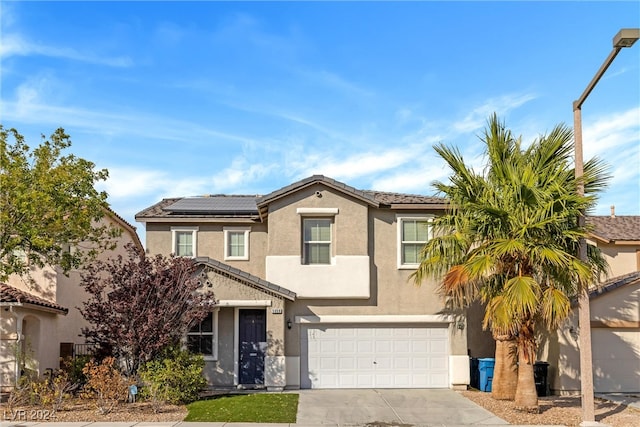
[
  {"xmin": 187, "ymin": 309, "xmax": 219, "ymax": 361},
  {"xmin": 302, "ymin": 218, "xmax": 333, "ymax": 265},
  {"xmin": 296, "ymin": 207, "xmax": 339, "ymax": 216},
  {"xmin": 397, "ymin": 214, "xmax": 433, "ymax": 269},
  {"xmin": 171, "ymin": 226, "xmax": 198, "ymax": 258},
  {"xmin": 224, "ymin": 227, "xmax": 250, "ymax": 261}
]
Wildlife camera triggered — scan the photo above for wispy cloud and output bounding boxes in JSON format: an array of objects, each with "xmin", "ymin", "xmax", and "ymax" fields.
[
  {"xmin": 0, "ymin": 33, "xmax": 133, "ymax": 67},
  {"xmin": 452, "ymin": 93, "xmax": 538, "ymax": 134},
  {"xmin": 3, "ymin": 96, "xmax": 257, "ymax": 146},
  {"xmin": 210, "ymin": 158, "xmax": 277, "ymax": 193},
  {"xmin": 298, "ymin": 68, "xmax": 375, "ymax": 98},
  {"xmin": 583, "ymin": 106, "xmax": 640, "ymax": 159},
  {"xmin": 99, "ymin": 166, "xmax": 214, "ymax": 202}
]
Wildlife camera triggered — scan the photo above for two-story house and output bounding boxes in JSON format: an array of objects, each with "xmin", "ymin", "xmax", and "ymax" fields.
[
  {"xmin": 0, "ymin": 210, "xmax": 142, "ymax": 391},
  {"xmin": 136, "ymin": 175, "xmax": 471, "ymax": 391},
  {"xmin": 544, "ymin": 213, "xmax": 640, "ymax": 394}
]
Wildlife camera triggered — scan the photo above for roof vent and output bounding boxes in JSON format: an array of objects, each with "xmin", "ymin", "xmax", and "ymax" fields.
[{"xmin": 610, "ymin": 205, "xmax": 616, "ymax": 218}]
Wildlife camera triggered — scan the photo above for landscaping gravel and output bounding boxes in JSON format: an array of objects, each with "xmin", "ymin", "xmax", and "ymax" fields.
[
  {"xmin": 3, "ymin": 399, "xmax": 186, "ymax": 423},
  {"xmin": 461, "ymin": 390, "xmax": 640, "ymax": 427}
]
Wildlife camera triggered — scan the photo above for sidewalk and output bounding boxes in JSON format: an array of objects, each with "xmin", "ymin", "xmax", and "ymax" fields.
[{"xmin": 1, "ymin": 423, "xmax": 567, "ymax": 427}]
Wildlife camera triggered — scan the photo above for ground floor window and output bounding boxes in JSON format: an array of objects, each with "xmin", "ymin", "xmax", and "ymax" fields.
[{"xmin": 187, "ymin": 311, "xmax": 218, "ymax": 360}]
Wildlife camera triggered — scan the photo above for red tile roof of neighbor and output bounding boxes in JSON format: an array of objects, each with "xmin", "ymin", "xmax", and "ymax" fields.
[
  {"xmin": 0, "ymin": 283, "xmax": 68, "ymax": 314},
  {"xmin": 587, "ymin": 216, "xmax": 640, "ymax": 242}
]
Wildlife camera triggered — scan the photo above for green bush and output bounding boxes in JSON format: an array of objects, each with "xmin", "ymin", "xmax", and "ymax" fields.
[
  {"xmin": 138, "ymin": 348, "xmax": 206, "ymax": 406},
  {"xmin": 60, "ymin": 355, "xmax": 91, "ymax": 389}
]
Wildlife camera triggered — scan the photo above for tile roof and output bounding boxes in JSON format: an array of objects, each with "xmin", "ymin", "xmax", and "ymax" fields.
[
  {"xmin": 256, "ymin": 175, "xmax": 378, "ymax": 207},
  {"xmin": 135, "ymin": 176, "xmax": 448, "ymax": 221},
  {"xmin": 362, "ymin": 190, "xmax": 448, "ymax": 206},
  {"xmin": 195, "ymin": 257, "xmax": 296, "ymax": 301},
  {"xmin": 589, "ymin": 271, "xmax": 640, "ymax": 300},
  {"xmin": 587, "ymin": 216, "xmax": 640, "ymax": 242},
  {"xmin": 0, "ymin": 283, "xmax": 69, "ymax": 314}
]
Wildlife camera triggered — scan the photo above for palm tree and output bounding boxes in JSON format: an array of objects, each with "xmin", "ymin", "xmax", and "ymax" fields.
[{"xmin": 413, "ymin": 114, "xmax": 609, "ymax": 411}]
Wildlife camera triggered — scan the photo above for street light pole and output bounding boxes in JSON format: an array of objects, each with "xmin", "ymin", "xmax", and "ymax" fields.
[{"xmin": 572, "ymin": 28, "xmax": 639, "ymax": 426}]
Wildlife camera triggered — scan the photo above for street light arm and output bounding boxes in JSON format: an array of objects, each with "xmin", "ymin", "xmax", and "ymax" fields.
[{"xmin": 573, "ymin": 47, "xmax": 621, "ymax": 111}]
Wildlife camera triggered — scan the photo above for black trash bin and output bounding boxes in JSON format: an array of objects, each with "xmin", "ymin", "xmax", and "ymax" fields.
[
  {"xmin": 470, "ymin": 358, "xmax": 479, "ymax": 389},
  {"xmin": 534, "ymin": 361, "xmax": 550, "ymax": 397}
]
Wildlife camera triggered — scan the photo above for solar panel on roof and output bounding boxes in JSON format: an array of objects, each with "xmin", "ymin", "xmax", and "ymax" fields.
[{"xmin": 163, "ymin": 197, "xmax": 258, "ymax": 213}]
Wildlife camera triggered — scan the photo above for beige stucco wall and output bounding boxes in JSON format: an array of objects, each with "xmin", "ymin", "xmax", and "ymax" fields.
[
  {"xmin": 543, "ymin": 281, "xmax": 640, "ymax": 394},
  {"xmin": 589, "ymin": 240, "xmax": 639, "ymax": 278},
  {"xmin": 282, "ymin": 206, "xmax": 467, "ymax": 361},
  {"xmin": 199, "ymin": 267, "xmax": 287, "ymax": 387},
  {"xmin": 145, "ymin": 221, "xmax": 267, "ymax": 278},
  {"xmin": 1, "ymin": 215, "xmax": 140, "ymax": 388},
  {"xmin": 266, "ymin": 184, "xmax": 369, "ymax": 256},
  {"xmin": 204, "ymin": 307, "xmax": 235, "ymax": 386}
]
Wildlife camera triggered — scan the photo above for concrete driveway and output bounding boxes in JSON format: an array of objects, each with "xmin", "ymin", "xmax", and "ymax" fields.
[{"xmin": 295, "ymin": 389, "xmax": 508, "ymax": 426}]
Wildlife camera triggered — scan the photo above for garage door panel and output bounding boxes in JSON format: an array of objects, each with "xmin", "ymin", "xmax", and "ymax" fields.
[
  {"xmin": 412, "ymin": 341, "xmax": 428, "ymax": 352},
  {"xmin": 592, "ymin": 329, "xmax": 640, "ymax": 393},
  {"xmin": 393, "ymin": 357, "xmax": 410, "ymax": 369},
  {"xmin": 302, "ymin": 324, "xmax": 449, "ymax": 388},
  {"xmin": 376, "ymin": 340, "xmax": 393, "ymax": 352}
]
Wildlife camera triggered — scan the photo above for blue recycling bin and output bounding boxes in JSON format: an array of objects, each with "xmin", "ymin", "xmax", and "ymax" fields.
[{"xmin": 478, "ymin": 358, "xmax": 495, "ymax": 392}]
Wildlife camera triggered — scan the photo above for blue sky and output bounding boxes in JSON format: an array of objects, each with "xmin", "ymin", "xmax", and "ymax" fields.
[{"xmin": 2, "ymin": 1, "xmax": 639, "ymax": 242}]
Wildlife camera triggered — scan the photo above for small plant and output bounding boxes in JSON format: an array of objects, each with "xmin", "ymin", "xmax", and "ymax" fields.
[
  {"xmin": 81, "ymin": 357, "xmax": 128, "ymax": 414},
  {"xmin": 60, "ymin": 355, "xmax": 91, "ymax": 389},
  {"xmin": 7, "ymin": 370, "xmax": 74, "ymax": 414},
  {"xmin": 7, "ymin": 376, "xmax": 33, "ymax": 409},
  {"xmin": 139, "ymin": 347, "xmax": 206, "ymax": 409},
  {"xmin": 44, "ymin": 370, "xmax": 76, "ymax": 413}
]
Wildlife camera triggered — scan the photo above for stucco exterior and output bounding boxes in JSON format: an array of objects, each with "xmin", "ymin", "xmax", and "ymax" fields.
[
  {"xmin": 136, "ymin": 175, "xmax": 469, "ymax": 390},
  {"xmin": 537, "ymin": 216, "xmax": 640, "ymax": 395},
  {"xmin": 0, "ymin": 212, "xmax": 142, "ymax": 391}
]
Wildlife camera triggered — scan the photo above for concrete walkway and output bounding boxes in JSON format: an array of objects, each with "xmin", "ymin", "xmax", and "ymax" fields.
[{"xmin": 295, "ymin": 388, "xmax": 508, "ymax": 425}]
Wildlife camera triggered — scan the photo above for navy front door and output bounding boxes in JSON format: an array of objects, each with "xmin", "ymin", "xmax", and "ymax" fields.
[{"xmin": 239, "ymin": 309, "xmax": 266, "ymax": 385}]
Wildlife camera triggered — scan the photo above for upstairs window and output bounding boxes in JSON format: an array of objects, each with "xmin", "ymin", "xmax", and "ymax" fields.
[
  {"xmin": 171, "ymin": 227, "xmax": 198, "ymax": 257},
  {"xmin": 398, "ymin": 216, "xmax": 432, "ymax": 268},
  {"xmin": 224, "ymin": 227, "xmax": 250, "ymax": 261},
  {"xmin": 303, "ymin": 218, "xmax": 332, "ymax": 265}
]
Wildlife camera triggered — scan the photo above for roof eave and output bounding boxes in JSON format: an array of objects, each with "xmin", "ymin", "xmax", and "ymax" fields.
[
  {"xmin": 0, "ymin": 301, "xmax": 69, "ymax": 315},
  {"xmin": 389, "ymin": 203, "xmax": 450, "ymax": 210},
  {"xmin": 256, "ymin": 177, "xmax": 379, "ymax": 220}
]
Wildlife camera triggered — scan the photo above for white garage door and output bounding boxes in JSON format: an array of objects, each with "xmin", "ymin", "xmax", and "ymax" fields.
[
  {"xmin": 592, "ymin": 328, "xmax": 640, "ymax": 393},
  {"xmin": 301, "ymin": 324, "xmax": 449, "ymax": 389}
]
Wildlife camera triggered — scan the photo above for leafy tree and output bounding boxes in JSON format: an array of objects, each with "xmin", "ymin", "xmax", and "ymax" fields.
[
  {"xmin": 79, "ymin": 244, "xmax": 215, "ymax": 376},
  {"xmin": 0, "ymin": 126, "xmax": 121, "ymax": 281},
  {"xmin": 412, "ymin": 115, "xmax": 609, "ymax": 411}
]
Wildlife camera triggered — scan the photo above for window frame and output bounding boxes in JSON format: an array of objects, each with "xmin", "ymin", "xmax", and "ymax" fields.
[
  {"xmin": 171, "ymin": 226, "xmax": 198, "ymax": 258},
  {"xmin": 186, "ymin": 310, "xmax": 219, "ymax": 361},
  {"xmin": 224, "ymin": 227, "xmax": 250, "ymax": 261},
  {"xmin": 302, "ymin": 217, "xmax": 333, "ymax": 265},
  {"xmin": 397, "ymin": 215, "xmax": 433, "ymax": 269}
]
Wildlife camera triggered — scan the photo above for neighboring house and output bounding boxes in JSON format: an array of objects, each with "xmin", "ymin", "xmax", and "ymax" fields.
[
  {"xmin": 545, "ymin": 214, "xmax": 640, "ymax": 394},
  {"xmin": 136, "ymin": 175, "xmax": 472, "ymax": 391},
  {"xmin": 0, "ymin": 210, "xmax": 142, "ymax": 391}
]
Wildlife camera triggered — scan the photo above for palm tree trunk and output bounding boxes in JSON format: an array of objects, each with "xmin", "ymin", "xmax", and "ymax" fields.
[
  {"xmin": 514, "ymin": 322, "xmax": 539, "ymax": 412},
  {"xmin": 491, "ymin": 332, "xmax": 518, "ymax": 400}
]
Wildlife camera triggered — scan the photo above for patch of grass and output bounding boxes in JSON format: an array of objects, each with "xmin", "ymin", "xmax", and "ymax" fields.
[{"xmin": 184, "ymin": 393, "xmax": 298, "ymax": 423}]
